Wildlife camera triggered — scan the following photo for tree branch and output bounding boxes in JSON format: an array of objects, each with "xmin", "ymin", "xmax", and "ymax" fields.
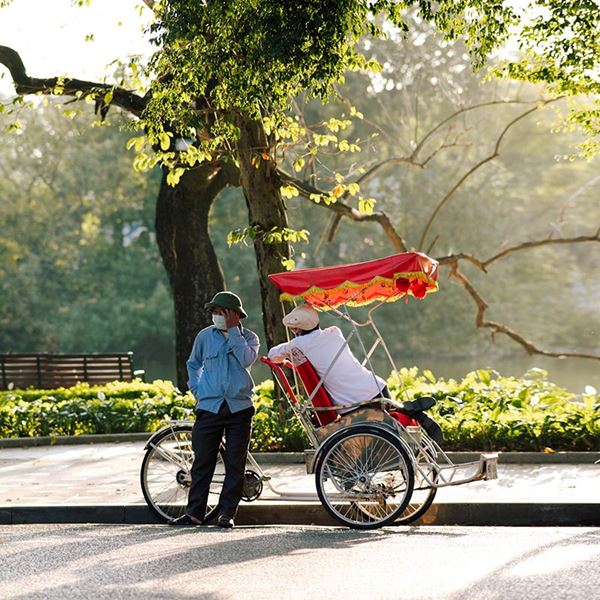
[
  {"xmin": 483, "ymin": 231, "xmax": 600, "ymax": 268},
  {"xmin": 410, "ymin": 99, "xmax": 539, "ymax": 160},
  {"xmin": 446, "ymin": 259, "xmax": 600, "ymax": 361},
  {"xmin": 418, "ymin": 100, "xmax": 559, "ymax": 251},
  {"xmin": 278, "ymin": 169, "xmax": 408, "ymax": 252},
  {"xmin": 0, "ymin": 45, "xmax": 147, "ymax": 116},
  {"xmin": 437, "ymin": 230, "xmax": 600, "ymax": 272}
]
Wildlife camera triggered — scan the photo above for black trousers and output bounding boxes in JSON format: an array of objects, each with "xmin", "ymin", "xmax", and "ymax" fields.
[{"xmin": 187, "ymin": 402, "xmax": 254, "ymax": 521}]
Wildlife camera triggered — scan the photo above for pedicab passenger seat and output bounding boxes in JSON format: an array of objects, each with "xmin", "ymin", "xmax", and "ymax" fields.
[
  {"xmin": 260, "ymin": 356, "xmax": 338, "ymax": 426},
  {"xmin": 260, "ymin": 355, "xmax": 418, "ymax": 429}
]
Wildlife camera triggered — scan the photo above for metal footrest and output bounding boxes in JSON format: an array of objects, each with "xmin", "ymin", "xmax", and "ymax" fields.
[
  {"xmin": 433, "ymin": 451, "xmax": 499, "ymax": 488},
  {"xmin": 481, "ymin": 452, "xmax": 498, "ymax": 481},
  {"xmin": 305, "ymin": 449, "xmax": 316, "ymax": 474}
]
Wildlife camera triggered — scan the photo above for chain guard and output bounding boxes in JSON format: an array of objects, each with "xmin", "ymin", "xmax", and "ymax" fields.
[{"xmin": 241, "ymin": 469, "xmax": 263, "ymax": 502}]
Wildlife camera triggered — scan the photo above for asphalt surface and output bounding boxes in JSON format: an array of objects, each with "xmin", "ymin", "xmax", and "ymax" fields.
[{"xmin": 1, "ymin": 525, "xmax": 599, "ymax": 599}]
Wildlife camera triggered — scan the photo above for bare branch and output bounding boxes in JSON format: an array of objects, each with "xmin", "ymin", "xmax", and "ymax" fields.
[
  {"xmin": 327, "ymin": 214, "xmax": 343, "ymax": 243},
  {"xmin": 352, "ymin": 155, "xmax": 424, "ymax": 190},
  {"xmin": 332, "ymin": 84, "xmax": 396, "ymax": 144},
  {"xmin": 141, "ymin": 0, "xmax": 157, "ymax": 10},
  {"xmin": 334, "ymin": 102, "xmax": 552, "ymax": 209},
  {"xmin": 420, "ymin": 139, "xmax": 470, "ymax": 168},
  {"xmin": 446, "ymin": 259, "xmax": 600, "ymax": 361},
  {"xmin": 483, "ymin": 231, "xmax": 600, "ymax": 268},
  {"xmin": 418, "ymin": 100, "xmax": 559, "ymax": 251},
  {"xmin": 278, "ymin": 170, "xmax": 408, "ymax": 252},
  {"xmin": 436, "ymin": 252, "xmax": 487, "ymax": 270},
  {"xmin": 0, "ymin": 45, "xmax": 147, "ymax": 116},
  {"xmin": 556, "ymin": 174, "xmax": 600, "ymax": 230},
  {"xmin": 437, "ymin": 231, "xmax": 600, "ymax": 272},
  {"xmin": 411, "ymin": 99, "xmax": 541, "ymax": 160}
]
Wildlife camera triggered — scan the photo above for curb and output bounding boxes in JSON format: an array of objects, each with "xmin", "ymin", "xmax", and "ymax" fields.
[
  {"xmin": 1, "ymin": 502, "xmax": 599, "ymax": 527},
  {"xmin": 0, "ymin": 433, "xmax": 150, "ymax": 448},
  {"xmin": 0, "ymin": 433, "xmax": 598, "ymax": 464}
]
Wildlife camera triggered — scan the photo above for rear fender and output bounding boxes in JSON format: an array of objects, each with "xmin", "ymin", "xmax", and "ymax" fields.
[{"xmin": 143, "ymin": 421, "xmax": 192, "ymax": 450}]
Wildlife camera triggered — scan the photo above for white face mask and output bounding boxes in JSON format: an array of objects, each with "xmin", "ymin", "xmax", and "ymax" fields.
[{"xmin": 212, "ymin": 314, "xmax": 227, "ymax": 330}]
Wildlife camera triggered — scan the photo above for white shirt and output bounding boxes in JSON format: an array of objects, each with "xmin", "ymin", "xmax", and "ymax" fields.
[{"xmin": 267, "ymin": 326, "xmax": 386, "ymax": 408}]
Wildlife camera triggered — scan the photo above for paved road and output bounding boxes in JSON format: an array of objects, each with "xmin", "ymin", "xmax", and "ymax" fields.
[{"xmin": 0, "ymin": 525, "xmax": 598, "ymax": 599}]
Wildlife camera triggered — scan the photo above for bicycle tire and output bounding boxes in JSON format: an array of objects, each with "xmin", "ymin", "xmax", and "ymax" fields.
[{"xmin": 140, "ymin": 424, "xmax": 224, "ymax": 523}]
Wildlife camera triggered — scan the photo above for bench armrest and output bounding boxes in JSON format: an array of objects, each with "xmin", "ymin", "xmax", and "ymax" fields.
[{"xmin": 133, "ymin": 369, "xmax": 146, "ymax": 382}]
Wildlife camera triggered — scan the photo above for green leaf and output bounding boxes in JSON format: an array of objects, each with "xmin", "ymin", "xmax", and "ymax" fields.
[
  {"xmin": 358, "ymin": 197, "xmax": 376, "ymax": 215},
  {"xmin": 281, "ymin": 257, "xmax": 296, "ymax": 270},
  {"xmin": 166, "ymin": 167, "xmax": 185, "ymax": 186},
  {"xmin": 347, "ymin": 182, "xmax": 360, "ymax": 196},
  {"xmin": 280, "ymin": 184, "xmax": 299, "ymax": 199},
  {"xmin": 159, "ymin": 132, "xmax": 171, "ymax": 151}
]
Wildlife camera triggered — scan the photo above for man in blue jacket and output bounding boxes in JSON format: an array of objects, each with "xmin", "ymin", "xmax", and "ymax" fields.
[{"xmin": 171, "ymin": 291, "xmax": 260, "ymax": 528}]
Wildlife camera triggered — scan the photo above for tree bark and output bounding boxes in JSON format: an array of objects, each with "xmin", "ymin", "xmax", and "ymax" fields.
[
  {"xmin": 237, "ymin": 117, "xmax": 289, "ymax": 349},
  {"xmin": 155, "ymin": 163, "xmax": 238, "ymax": 389}
]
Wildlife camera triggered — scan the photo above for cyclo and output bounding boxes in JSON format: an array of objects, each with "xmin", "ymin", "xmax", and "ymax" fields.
[{"xmin": 141, "ymin": 252, "xmax": 498, "ymax": 529}]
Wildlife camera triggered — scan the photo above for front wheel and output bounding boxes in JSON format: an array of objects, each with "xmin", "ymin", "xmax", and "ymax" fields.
[
  {"xmin": 315, "ymin": 426, "xmax": 414, "ymax": 530},
  {"xmin": 140, "ymin": 424, "xmax": 224, "ymax": 523}
]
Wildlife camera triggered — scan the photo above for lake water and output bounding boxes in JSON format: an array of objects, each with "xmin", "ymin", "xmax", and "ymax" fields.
[{"xmin": 142, "ymin": 353, "xmax": 599, "ymax": 395}]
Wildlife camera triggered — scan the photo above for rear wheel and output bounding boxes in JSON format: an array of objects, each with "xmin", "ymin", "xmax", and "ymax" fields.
[
  {"xmin": 395, "ymin": 436, "xmax": 438, "ymax": 524},
  {"xmin": 315, "ymin": 426, "xmax": 414, "ymax": 530},
  {"xmin": 140, "ymin": 425, "xmax": 224, "ymax": 523}
]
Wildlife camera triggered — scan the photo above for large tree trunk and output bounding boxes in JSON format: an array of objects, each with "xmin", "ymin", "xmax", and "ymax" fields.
[
  {"xmin": 237, "ymin": 117, "xmax": 289, "ymax": 348},
  {"xmin": 155, "ymin": 163, "xmax": 238, "ymax": 390}
]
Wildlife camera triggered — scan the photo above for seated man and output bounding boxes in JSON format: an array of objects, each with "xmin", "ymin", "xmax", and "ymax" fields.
[
  {"xmin": 267, "ymin": 305, "xmax": 389, "ymax": 412},
  {"xmin": 268, "ymin": 304, "xmax": 444, "ymax": 443}
]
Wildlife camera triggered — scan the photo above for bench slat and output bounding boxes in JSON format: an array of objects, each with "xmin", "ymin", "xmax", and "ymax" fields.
[{"xmin": 0, "ymin": 353, "xmax": 140, "ymax": 390}]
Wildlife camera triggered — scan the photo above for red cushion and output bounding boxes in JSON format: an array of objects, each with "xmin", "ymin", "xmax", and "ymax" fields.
[
  {"xmin": 294, "ymin": 360, "xmax": 338, "ymax": 426},
  {"xmin": 388, "ymin": 411, "xmax": 420, "ymax": 427}
]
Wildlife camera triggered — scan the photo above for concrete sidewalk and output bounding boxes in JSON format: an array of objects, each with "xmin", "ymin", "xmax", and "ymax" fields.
[{"xmin": 1, "ymin": 442, "xmax": 599, "ymax": 526}]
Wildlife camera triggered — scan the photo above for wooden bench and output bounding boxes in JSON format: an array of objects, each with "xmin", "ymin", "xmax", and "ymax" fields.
[{"xmin": 0, "ymin": 353, "xmax": 145, "ymax": 390}]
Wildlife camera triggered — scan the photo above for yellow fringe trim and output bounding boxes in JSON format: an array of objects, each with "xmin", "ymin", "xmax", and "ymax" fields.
[{"xmin": 278, "ymin": 271, "xmax": 439, "ymax": 308}]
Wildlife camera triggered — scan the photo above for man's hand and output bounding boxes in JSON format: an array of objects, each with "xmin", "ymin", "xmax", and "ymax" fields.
[{"xmin": 224, "ymin": 308, "xmax": 241, "ymax": 329}]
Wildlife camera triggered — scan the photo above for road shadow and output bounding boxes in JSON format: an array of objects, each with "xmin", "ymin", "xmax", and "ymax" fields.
[{"xmin": 0, "ymin": 523, "xmax": 467, "ymax": 599}]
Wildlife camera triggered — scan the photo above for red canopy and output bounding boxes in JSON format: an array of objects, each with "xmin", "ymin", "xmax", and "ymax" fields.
[{"xmin": 269, "ymin": 252, "xmax": 438, "ymax": 309}]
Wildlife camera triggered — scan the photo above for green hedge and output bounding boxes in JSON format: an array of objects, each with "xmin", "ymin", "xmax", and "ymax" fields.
[
  {"xmin": 388, "ymin": 367, "xmax": 599, "ymax": 451},
  {"xmin": 0, "ymin": 380, "xmax": 192, "ymax": 438},
  {"xmin": 0, "ymin": 368, "xmax": 598, "ymax": 451}
]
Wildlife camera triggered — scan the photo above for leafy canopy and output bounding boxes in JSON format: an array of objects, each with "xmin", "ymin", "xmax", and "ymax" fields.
[{"xmin": 139, "ymin": 0, "xmax": 516, "ymax": 171}]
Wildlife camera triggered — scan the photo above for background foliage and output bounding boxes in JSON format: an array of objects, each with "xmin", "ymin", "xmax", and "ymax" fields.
[
  {"xmin": 0, "ymin": 371, "xmax": 597, "ymax": 451},
  {"xmin": 0, "ymin": 18, "xmax": 598, "ymax": 389}
]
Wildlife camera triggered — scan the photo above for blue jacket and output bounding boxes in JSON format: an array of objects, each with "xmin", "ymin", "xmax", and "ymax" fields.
[{"xmin": 186, "ymin": 325, "xmax": 260, "ymax": 413}]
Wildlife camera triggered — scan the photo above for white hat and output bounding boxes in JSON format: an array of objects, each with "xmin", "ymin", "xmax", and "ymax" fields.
[{"xmin": 282, "ymin": 305, "xmax": 320, "ymax": 330}]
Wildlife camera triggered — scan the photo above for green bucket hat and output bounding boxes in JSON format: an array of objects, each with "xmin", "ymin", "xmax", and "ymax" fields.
[{"xmin": 204, "ymin": 291, "xmax": 248, "ymax": 318}]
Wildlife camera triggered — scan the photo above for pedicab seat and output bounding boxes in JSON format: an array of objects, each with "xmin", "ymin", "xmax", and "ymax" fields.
[
  {"xmin": 289, "ymin": 356, "xmax": 422, "ymax": 429},
  {"xmin": 260, "ymin": 355, "xmax": 419, "ymax": 429},
  {"xmin": 260, "ymin": 355, "xmax": 338, "ymax": 426}
]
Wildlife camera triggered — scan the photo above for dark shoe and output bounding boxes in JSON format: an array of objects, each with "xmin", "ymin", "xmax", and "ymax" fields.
[
  {"xmin": 169, "ymin": 514, "xmax": 202, "ymax": 526},
  {"xmin": 217, "ymin": 515, "xmax": 235, "ymax": 529},
  {"xmin": 416, "ymin": 412, "xmax": 444, "ymax": 444},
  {"xmin": 398, "ymin": 396, "xmax": 436, "ymax": 416}
]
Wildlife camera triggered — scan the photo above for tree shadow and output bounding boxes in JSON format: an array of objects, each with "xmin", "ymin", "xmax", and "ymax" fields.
[
  {"xmin": 0, "ymin": 524, "xmax": 467, "ymax": 599},
  {"xmin": 445, "ymin": 529, "xmax": 600, "ymax": 600}
]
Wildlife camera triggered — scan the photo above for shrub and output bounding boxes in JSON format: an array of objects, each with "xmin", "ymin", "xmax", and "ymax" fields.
[
  {"xmin": 1, "ymin": 369, "xmax": 597, "ymax": 451},
  {"xmin": 0, "ymin": 380, "xmax": 194, "ymax": 438},
  {"xmin": 388, "ymin": 367, "xmax": 599, "ymax": 451}
]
